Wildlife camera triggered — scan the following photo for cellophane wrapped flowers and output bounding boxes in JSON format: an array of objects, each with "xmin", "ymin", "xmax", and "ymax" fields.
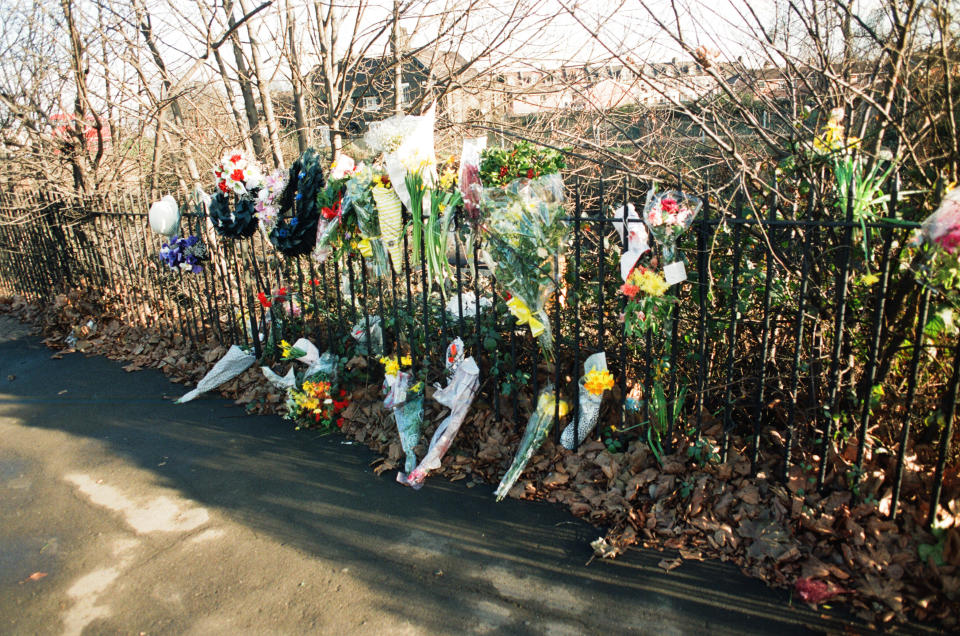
[
  {"xmin": 255, "ymin": 170, "xmax": 287, "ymax": 236},
  {"xmin": 381, "ymin": 355, "xmax": 423, "ymax": 474},
  {"xmin": 398, "ymin": 339, "xmax": 479, "ymax": 489},
  {"xmin": 479, "ymin": 168, "xmax": 569, "ymax": 359},
  {"xmin": 912, "ymin": 187, "xmax": 960, "ymax": 305},
  {"xmin": 560, "ymin": 352, "xmax": 614, "ymax": 449},
  {"xmin": 495, "ymin": 386, "xmax": 569, "ymax": 501},
  {"xmin": 343, "ymin": 164, "xmax": 391, "ymax": 276},
  {"xmin": 285, "ymin": 374, "xmax": 349, "ymax": 432},
  {"xmin": 621, "ymin": 265, "xmax": 673, "ymax": 336},
  {"xmin": 642, "ymin": 190, "xmax": 701, "ymax": 265},
  {"xmin": 159, "ymin": 235, "xmax": 207, "ymax": 273}
]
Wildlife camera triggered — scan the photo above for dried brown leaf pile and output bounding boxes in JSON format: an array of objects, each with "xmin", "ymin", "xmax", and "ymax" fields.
[{"xmin": 2, "ymin": 290, "xmax": 957, "ymax": 631}]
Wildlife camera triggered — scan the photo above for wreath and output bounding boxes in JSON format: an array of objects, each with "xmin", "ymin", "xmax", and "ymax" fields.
[
  {"xmin": 269, "ymin": 147, "xmax": 325, "ymax": 256},
  {"xmin": 209, "ymin": 191, "xmax": 260, "ymax": 238}
]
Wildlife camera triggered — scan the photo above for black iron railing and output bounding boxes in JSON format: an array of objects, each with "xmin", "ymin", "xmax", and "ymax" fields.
[{"xmin": 0, "ymin": 180, "xmax": 955, "ymax": 527}]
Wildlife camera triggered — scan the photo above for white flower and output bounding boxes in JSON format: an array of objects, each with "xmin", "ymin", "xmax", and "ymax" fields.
[{"xmin": 330, "ymin": 155, "xmax": 356, "ymax": 180}]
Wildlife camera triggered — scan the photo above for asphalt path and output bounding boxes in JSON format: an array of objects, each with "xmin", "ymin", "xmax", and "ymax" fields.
[{"xmin": 0, "ymin": 314, "xmax": 918, "ymax": 635}]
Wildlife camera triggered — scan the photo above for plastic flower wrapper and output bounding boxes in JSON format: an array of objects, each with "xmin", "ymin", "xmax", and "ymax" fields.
[
  {"xmin": 371, "ymin": 174, "xmax": 405, "ymax": 271},
  {"xmin": 611, "ymin": 203, "xmax": 651, "ymax": 282},
  {"xmin": 398, "ymin": 339, "xmax": 480, "ymax": 489},
  {"xmin": 479, "ymin": 172, "xmax": 569, "ymax": 359},
  {"xmin": 365, "ymin": 104, "xmax": 437, "ymax": 210},
  {"xmin": 350, "ymin": 315, "xmax": 383, "ymax": 356},
  {"xmin": 621, "ymin": 265, "xmax": 674, "ymax": 336},
  {"xmin": 444, "ymin": 290, "xmax": 492, "ymax": 320},
  {"xmin": 495, "ymin": 386, "xmax": 569, "ymax": 501},
  {"xmin": 343, "ymin": 164, "xmax": 390, "ymax": 276},
  {"xmin": 560, "ymin": 352, "xmax": 614, "ymax": 449},
  {"xmin": 911, "ymin": 186, "xmax": 960, "ymax": 306},
  {"xmin": 381, "ymin": 362, "xmax": 423, "ymax": 474},
  {"xmin": 176, "ymin": 345, "xmax": 255, "ymax": 403},
  {"xmin": 642, "ymin": 189, "xmax": 701, "ymax": 269},
  {"xmin": 459, "ymin": 137, "xmax": 487, "ymax": 225}
]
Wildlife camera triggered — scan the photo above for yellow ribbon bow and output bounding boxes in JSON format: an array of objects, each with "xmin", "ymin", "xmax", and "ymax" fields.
[
  {"xmin": 357, "ymin": 237, "xmax": 373, "ymax": 258},
  {"xmin": 506, "ymin": 296, "xmax": 545, "ymax": 337},
  {"xmin": 536, "ymin": 392, "xmax": 570, "ymax": 419}
]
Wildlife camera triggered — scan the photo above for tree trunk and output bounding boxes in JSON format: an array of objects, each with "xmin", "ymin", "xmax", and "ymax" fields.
[
  {"xmin": 225, "ymin": 0, "xmax": 266, "ymax": 161},
  {"xmin": 238, "ymin": 0, "xmax": 284, "ymax": 170},
  {"xmin": 286, "ymin": 0, "xmax": 309, "ymax": 154},
  {"xmin": 392, "ymin": 0, "xmax": 403, "ymax": 115},
  {"xmin": 214, "ymin": 47, "xmax": 255, "ymax": 156}
]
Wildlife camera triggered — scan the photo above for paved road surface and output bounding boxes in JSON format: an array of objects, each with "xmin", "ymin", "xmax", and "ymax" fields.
[{"xmin": 0, "ymin": 314, "xmax": 903, "ymax": 635}]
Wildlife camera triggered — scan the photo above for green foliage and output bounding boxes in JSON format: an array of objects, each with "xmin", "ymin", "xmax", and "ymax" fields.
[{"xmin": 479, "ymin": 140, "xmax": 566, "ymax": 187}]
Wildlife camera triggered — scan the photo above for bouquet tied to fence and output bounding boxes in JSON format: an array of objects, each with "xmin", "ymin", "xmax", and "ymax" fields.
[
  {"xmin": 209, "ymin": 150, "xmax": 265, "ymax": 238},
  {"xmin": 642, "ymin": 189, "xmax": 701, "ymax": 269},
  {"xmin": 911, "ymin": 186, "xmax": 960, "ymax": 306},
  {"xmin": 560, "ymin": 352, "xmax": 614, "ymax": 449},
  {"xmin": 478, "ymin": 167, "xmax": 568, "ymax": 359},
  {"xmin": 341, "ymin": 163, "xmax": 391, "ymax": 276},
  {"xmin": 495, "ymin": 386, "xmax": 569, "ymax": 501},
  {"xmin": 159, "ymin": 234, "xmax": 208, "ymax": 273}
]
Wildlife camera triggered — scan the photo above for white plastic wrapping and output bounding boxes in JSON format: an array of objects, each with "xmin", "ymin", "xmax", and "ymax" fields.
[
  {"xmin": 383, "ymin": 370, "xmax": 423, "ymax": 474},
  {"xmin": 365, "ymin": 104, "xmax": 437, "ymax": 209},
  {"xmin": 398, "ymin": 340, "xmax": 479, "ymax": 489},
  {"xmin": 262, "ymin": 365, "xmax": 296, "ymax": 390},
  {"xmin": 611, "ymin": 203, "xmax": 651, "ymax": 281},
  {"xmin": 444, "ymin": 291, "xmax": 492, "ymax": 320},
  {"xmin": 176, "ymin": 345, "xmax": 256, "ymax": 403},
  {"xmin": 560, "ymin": 352, "xmax": 610, "ymax": 449},
  {"xmin": 350, "ymin": 316, "xmax": 383, "ymax": 357}
]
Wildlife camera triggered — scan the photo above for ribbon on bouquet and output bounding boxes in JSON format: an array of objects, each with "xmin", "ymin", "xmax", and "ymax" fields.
[
  {"xmin": 506, "ymin": 296, "xmax": 544, "ymax": 337},
  {"xmin": 611, "ymin": 203, "xmax": 651, "ymax": 282}
]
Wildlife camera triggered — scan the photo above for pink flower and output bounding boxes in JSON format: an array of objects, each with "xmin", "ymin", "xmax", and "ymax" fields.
[
  {"xmin": 660, "ymin": 197, "xmax": 679, "ymax": 214},
  {"xmin": 936, "ymin": 227, "xmax": 960, "ymax": 254},
  {"xmin": 646, "ymin": 210, "xmax": 662, "ymax": 226}
]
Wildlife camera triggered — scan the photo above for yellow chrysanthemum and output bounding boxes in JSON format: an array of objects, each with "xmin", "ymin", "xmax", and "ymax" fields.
[
  {"xmin": 629, "ymin": 269, "xmax": 668, "ymax": 297},
  {"xmin": 584, "ymin": 369, "xmax": 615, "ymax": 395},
  {"xmin": 280, "ymin": 339, "xmax": 292, "ymax": 358},
  {"xmin": 380, "ymin": 356, "xmax": 400, "ymax": 377}
]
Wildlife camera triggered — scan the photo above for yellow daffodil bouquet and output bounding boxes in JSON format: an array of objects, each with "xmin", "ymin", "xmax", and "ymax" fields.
[
  {"xmin": 495, "ymin": 386, "xmax": 569, "ymax": 501},
  {"xmin": 381, "ymin": 354, "xmax": 423, "ymax": 474},
  {"xmin": 561, "ymin": 352, "xmax": 614, "ymax": 450}
]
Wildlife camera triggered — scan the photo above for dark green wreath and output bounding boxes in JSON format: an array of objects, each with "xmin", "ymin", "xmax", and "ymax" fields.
[
  {"xmin": 269, "ymin": 148, "xmax": 326, "ymax": 256},
  {"xmin": 209, "ymin": 190, "xmax": 260, "ymax": 238}
]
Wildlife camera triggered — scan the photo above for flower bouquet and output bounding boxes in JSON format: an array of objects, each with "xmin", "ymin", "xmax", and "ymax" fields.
[
  {"xmin": 176, "ymin": 345, "xmax": 256, "ymax": 403},
  {"xmin": 495, "ymin": 386, "xmax": 569, "ymax": 501},
  {"xmin": 621, "ymin": 265, "xmax": 674, "ymax": 336},
  {"xmin": 255, "ymin": 170, "xmax": 287, "ymax": 237},
  {"xmin": 270, "ymin": 148, "xmax": 325, "ymax": 256},
  {"xmin": 423, "ymin": 164, "xmax": 462, "ymax": 296},
  {"xmin": 912, "ymin": 187, "xmax": 960, "ymax": 307},
  {"xmin": 343, "ymin": 164, "xmax": 391, "ymax": 277},
  {"xmin": 350, "ymin": 315, "xmax": 384, "ymax": 357},
  {"xmin": 285, "ymin": 374, "xmax": 350, "ymax": 432},
  {"xmin": 364, "ymin": 104, "xmax": 437, "ymax": 211},
  {"xmin": 209, "ymin": 150, "xmax": 265, "ymax": 238},
  {"xmin": 311, "ymin": 171, "xmax": 348, "ymax": 263},
  {"xmin": 398, "ymin": 339, "xmax": 480, "ymax": 489},
  {"xmin": 560, "ymin": 352, "xmax": 614, "ymax": 449},
  {"xmin": 159, "ymin": 235, "xmax": 208, "ymax": 273},
  {"xmin": 459, "ymin": 137, "xmax": 487, "ymax": 225},
  {"xmin": 381, "ymin": 355, "xmax": 423, "ymax": 475},
  {"xmin": 478, "ymin": 166, "xmax": 569, "ymax": 359},
  {"xmin": 642, "ymin": 190, "xmax": 701, "ymax": 267}
]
